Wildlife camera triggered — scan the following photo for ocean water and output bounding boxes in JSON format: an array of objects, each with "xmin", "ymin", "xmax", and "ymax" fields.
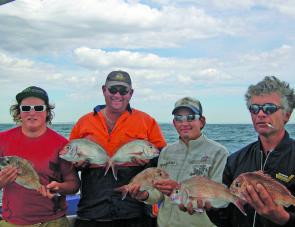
[{"xmin": 1, "ymin": 123, "xmax": 295, "ymax": 154}]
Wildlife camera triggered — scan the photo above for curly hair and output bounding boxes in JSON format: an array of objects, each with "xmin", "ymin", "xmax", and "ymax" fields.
[
  {"xmin": 245, "ymin": 76, "xmax": 295, "ymax": 113},
  {"xmin": 10, "ymin": 103, "xmax": 55, "ymax": 125}
]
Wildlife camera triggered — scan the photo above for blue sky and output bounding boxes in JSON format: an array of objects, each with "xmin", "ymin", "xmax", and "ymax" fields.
[{"xmin": 0, "ymin": 0, "xmax": 295, "ymax": 124}]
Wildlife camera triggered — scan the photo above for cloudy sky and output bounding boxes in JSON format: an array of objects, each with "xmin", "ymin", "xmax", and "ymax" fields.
[{"xmin": 1, "ymin": 0, "xmax": 295, "ymax": 124}]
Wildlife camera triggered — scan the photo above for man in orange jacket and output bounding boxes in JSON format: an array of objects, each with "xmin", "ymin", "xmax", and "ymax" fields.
[{"xmin": 70, "ymin": 70, "xmax": 166, "ymax": 227}]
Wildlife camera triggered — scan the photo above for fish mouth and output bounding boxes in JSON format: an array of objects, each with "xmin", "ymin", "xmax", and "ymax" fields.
[{"xmin": 59, "ymin": 149, "xmax": 67, "ymax": 156}]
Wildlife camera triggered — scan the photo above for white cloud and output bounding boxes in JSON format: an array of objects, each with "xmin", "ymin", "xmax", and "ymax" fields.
[{"xmin": 0, "ymin": 0, "xmax": 243, "ymax": 53}]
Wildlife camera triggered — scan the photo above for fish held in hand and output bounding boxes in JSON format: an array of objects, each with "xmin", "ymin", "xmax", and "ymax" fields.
[
  {"xmin": 115, "ymin": 167, "xmax": 170, "ymax": 200},
  {"xmin": 0, "ymin": 156, "xmax": 41, "ymax": 190},
  {"xmin": 59, "ymin": 138, "xmax": 109, "ymax": 167},
  {"xmin": 230, "ymin": 171, "xmax": 295, "ymax": 208},
  {"xmin": 105, "ymin": 140, "xmax": 160, "ymax": 180},
  {"xmin": 170, "ymin": 176, "xmax": 246, "ymax": 215}
]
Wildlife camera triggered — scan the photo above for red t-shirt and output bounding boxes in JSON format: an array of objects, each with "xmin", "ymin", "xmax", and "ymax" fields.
[{"xmin": 0, "ymin": 126, "xmax": 71, "ymax": 225}]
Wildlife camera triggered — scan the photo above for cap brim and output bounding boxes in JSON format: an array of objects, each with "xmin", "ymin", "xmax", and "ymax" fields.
[
  {"xmin": 172, "ymin": 106, "xmax": 200, "ymax": 115},
  {"xmin": 106, "ymin": 81, "xmax": 131, "ymax": 89}
]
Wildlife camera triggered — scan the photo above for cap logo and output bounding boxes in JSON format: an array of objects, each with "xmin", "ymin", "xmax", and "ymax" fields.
[{"xmin": 114, "ymin": 73, "xmax": 125, "ymax": 81}]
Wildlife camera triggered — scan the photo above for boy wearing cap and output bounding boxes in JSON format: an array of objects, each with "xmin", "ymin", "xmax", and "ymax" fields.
[
  {"xmin": 69, "ymin": 70, "xmax": 166, "ymax": 227},
  {"xmin": 130, "ymin": 97, "xmax": 228, "ymax": 227},
  {"xmin": 0, "ymin": 86, "xmax": 80, "ymax": 227}
]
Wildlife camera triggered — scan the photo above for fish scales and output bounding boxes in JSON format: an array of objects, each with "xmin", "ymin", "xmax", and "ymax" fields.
[
  {"xmin": 59, "ymin": 138, "xmax": 108, "ymax": 167},
  {"xmin": 105, "ymin": 140, "xmax": 160, "ymax": 180},
  {"xmin": 115, "ymin": 167, "xmax": 170, "ymax": 199},
  {"xmin": 0, "ymin": 156, "xmax": 41, "ymax": 190},
  {"xmin": 171, "ymin": 176, "xmax": 246, "ymax": 215},
  {"xmin": 230, "ymin": 171, "xmax": 295, "ymax": 207}
]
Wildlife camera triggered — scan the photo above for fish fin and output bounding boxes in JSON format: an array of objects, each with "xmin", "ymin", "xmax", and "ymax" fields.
[
  {"xmin": 112, "ymin": 164, "xmax": 119, "ymax": 181},
  {"xmin": 233, "ymin": 198, "xmax": 247, "ymax": 216},
  {"xmin": 114, "ymin": 186, "xmax": 129, "ymax": 200},
  {"xmin": 83, "ymin": 135, "xmax": 97, "ymax": 143},
  {"xmin": 104, "ymin": 160, "xmax": 112, "ymax": 176}
]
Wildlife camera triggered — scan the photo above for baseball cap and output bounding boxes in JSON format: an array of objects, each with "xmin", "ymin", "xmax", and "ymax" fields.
[
  {"xmin": 16, "ymin": 86, "xmax": 49, "ymax": 104},
  {"xmin": 105, "ymin": 70, "xmax": 132, "ymax": 89},
  {"xmin": 172, "ymin": 97, "xmax": 202, "ymax": 115}
]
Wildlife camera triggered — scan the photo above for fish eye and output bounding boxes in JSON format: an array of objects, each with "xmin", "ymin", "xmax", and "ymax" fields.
[{"xmin": 235, "ymin": 182, "xmax": 240, "ymax": 187}]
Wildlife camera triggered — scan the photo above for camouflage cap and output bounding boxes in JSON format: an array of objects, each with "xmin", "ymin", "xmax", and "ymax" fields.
[
  {"xmin": 172, "ymin": 97, "xmax": 202, "ymax": 115},
  {"xmin": 16, "ymin": 86, "xmax": 49, "ymax": 104},
  {"xmin": 105, "ymin": 70, "xmax": 132, "ymax": 89}
]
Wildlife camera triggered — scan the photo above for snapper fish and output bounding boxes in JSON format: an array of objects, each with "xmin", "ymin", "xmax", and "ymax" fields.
[
  {"xmin": 105, "ymin": 140, "xmax": 160, "ymax": 180},
  {"xmin": 170, "ymin": 176, "xmax": 246, "ymax": 215},
  {"xmin": 0, "ymin": 156, "xmax": 41, "ymax": 190},
  {"xmin": 115, "ymin": 167, "xmax": 170, "ymax": 200},
  {"xmin": 230, "ymin": 171, "xmax": 295, "ymax": 208},
  {"xmin": 59, "ymin": 138, "xmax": 109, "ymax": 167}
]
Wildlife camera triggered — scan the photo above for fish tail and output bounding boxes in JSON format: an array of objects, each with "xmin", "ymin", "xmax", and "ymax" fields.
[
  {"xmin": 285, "ymin": 196, "xmax": 295, "ymax": 207},
  {"xmin": 112, "ymin": 165, "xmax": 119, "ymax": 181},
  {"xmin": 104, "ymin": 160, "xmax": 112, "ymax": 176},
  {"xmin": 114, "ymin": 186, "xmax": 129, "ymax": 200},
  {"xmin": 233, "ymin": 198, "xmax": 247, "ymax": 216}
]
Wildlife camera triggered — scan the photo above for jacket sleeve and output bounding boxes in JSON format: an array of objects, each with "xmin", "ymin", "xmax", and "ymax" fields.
[{"xmin": 144, "ymin": 188, "xmax": 165, "ymax": 205}]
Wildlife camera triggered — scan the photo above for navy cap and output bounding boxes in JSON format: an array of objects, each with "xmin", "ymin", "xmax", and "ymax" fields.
[{"xmin": 16, "ymin": 86, "xmax": 49, "ymax": 104}]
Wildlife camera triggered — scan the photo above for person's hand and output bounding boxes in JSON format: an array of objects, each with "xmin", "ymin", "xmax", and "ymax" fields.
[
  {"xmin": 38, "ymin": 181, "xmax": 61, "ymax": 199},
  {"xmin": 131, "ymin": 157, "xmax": 150, "ymax": 166},
  {"xmin": 73, "ymin": 160, "xmax": 90, "ymax": 168},
  {"xmin": 243, "ymin": 183, "xmax": 290, "ymax": 225},
  {"xmin": 128, "ymin": 184, "xmax": 149, "ymax": 201},
  {"xmin": 0, "ymin": 166, "xmax": 18, "ymax": 188},
  {"xmin": 153, "ymin": 179, "xmax": 180, "ymax": 196},
  {"xmin": 178, "ymin": 200, "xmax": 212, "ymax": 215}
]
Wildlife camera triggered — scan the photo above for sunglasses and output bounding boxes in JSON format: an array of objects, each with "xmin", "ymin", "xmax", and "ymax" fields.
[
  {"xmin": 249, "ymin": 103, "xmax": 282, "ymax": 115},
  {"xmin": 20, "ymin": 105, "xmax": 47, "ymax": 112},
  {"xmin": 174, "ymin": 114, "xmax": 199, "ymax": 122},
  {"xmin": 108, "ymin": 86, "xmax": 129, "ymax": 96}
]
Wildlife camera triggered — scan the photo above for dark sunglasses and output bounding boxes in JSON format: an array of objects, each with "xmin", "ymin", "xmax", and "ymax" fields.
[
  {"xmin": 174, "ymin": 114, "xmax": 199, "ymax": 122},
  {"xmin": 20, "ymin": 105, "xmax": 47, "ymax": 112},
  {"xmin": 108, "ymin": 86, "xmax": 129, "ymax": 96},
  {"xmin": 249, "ymin": 103, "xmax": 283, "ymax": 115}
]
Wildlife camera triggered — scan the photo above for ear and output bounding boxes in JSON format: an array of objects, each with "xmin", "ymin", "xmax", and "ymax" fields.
[
  {"xmin": 102, "ymin": 85, "xmax": 106, "ymax": 93},
  {"xmin": 173, "ymin": 119, "xmax": 177, "ymax": 127},
  {"xmin": 199, "ymin": 116, "xmax": 206, "ymax": 129},
  {"xmin": 283, "ymin": 111, "xmax": 292, "ymax": 124},
  {"xmin": 129, "ymin": 89, "xmax": 134, "ymax": 97}
]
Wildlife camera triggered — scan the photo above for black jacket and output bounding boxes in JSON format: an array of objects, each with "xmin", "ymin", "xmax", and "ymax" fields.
[
  {"xmin": 77, "ymin": 161, "xmax": 157, "ymax": 220},
  {"xmin": 207, "ymin": 131, "xmax": 295, "ymax": 227}
]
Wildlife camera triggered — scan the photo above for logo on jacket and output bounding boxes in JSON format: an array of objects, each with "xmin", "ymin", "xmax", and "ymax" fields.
[{"xmin": 276, "ymin": 173, "xmax": 294, "ymax": 183}]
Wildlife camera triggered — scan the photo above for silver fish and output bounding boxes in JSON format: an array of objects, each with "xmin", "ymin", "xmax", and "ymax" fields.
[
  {"xmin": 59, "ymin": 138, "xmax": 109, "ymax": 167},
  {"xmin": 115, "ymin": 167, "xmax": 170, "ymax": 199},
  {"xmin": 170, "ymin": 176, "xmax": 246, "ymax": 215},
  {"xmin": 105, "ymin": 140, "xmax": 159, "ymax": 180},
  {"xmin": 0, "ymin": 156, "xmax": 41, "ymax": 190}
]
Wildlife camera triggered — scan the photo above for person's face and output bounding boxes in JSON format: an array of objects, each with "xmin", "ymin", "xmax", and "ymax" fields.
[
  {"xmin": 249, "ymin": 92, "xmax": 291, "ymax": 137},
  {"xmin": 102, "ymin": 85, "xmax": 133, "ymax": 113},
  {"xmin": 173, "ymin": 108, "xmax": 204, "ymax": 143},
  {"xmin": 19, "ymin": 97, "xmax": 47, "ymax": 133}
]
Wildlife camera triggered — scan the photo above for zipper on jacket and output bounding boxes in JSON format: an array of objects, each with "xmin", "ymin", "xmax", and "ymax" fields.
[{"xmin": 252, "ymin": 149, "xmax": 273, "ymax": 227}]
